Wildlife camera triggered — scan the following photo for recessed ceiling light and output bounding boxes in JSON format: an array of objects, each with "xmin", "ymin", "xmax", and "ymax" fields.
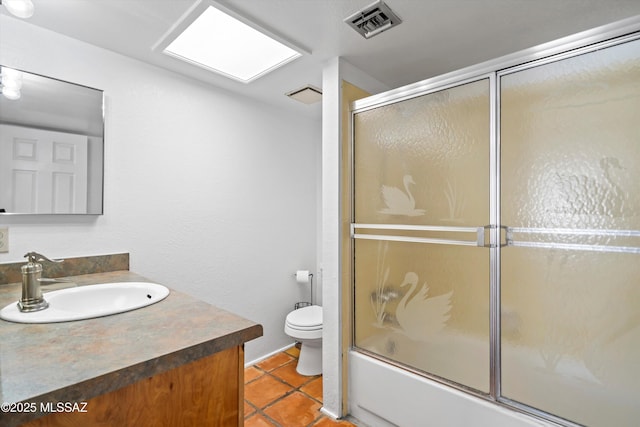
[{"xmin": 157, "ymin": 2, "xmax": 305, "ymax": 83}]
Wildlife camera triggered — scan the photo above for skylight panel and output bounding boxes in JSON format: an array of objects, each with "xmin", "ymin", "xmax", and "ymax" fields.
[{"xmin": 162, "ymin": 5, "xmax": 302, "ymax": 83}]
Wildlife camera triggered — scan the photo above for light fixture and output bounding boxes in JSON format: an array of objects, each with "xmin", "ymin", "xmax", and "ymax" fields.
[
  {"xmin": 0, "ymin": 0, "xmax": 35, "ymax": 19},
  {"xmin": 155, "ymin": 1, "xmax": 306, "ymax": 83},
  {"xmin": 286, "ymin": 85, "xmax": 322, "ymax": 104},
  {"xmin": 1, "ymin": 66, "xmax": 23, "ymax": 100}
]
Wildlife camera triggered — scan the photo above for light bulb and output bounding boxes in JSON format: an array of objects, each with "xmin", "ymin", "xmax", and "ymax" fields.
[
  {"xmin": 1, "ymin": 67, "xmax": 22, "ymax": 85},
  {"xmin": 0, "ymin": 67, "xmax": 23, "ymax": 100},
  {"xmin": 2, "ymin": 86, "xmax": 21, "ymax": 100},
  {"xmin": 1, "ymin": 66, "xmax": 22, "ymax": 80},
  {"xmin": 2, "ymin": 0, "xmax": 35, "ymax": 19},
  {"xmin": 2, "ymin": 78, "xmax": 22, "ymax": 90}
]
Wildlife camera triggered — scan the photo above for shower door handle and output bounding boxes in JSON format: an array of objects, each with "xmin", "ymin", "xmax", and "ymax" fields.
[
  {"xmin": 477, "ymin": 225, "xmax": 508, "ymax": 248},
  {"xmin": 351, "ymin": 223, "xmax": 503, "ymax": 248},
  {"xmin": 504, "ymin": 226, "xmax": 640, "ymax": 254}
]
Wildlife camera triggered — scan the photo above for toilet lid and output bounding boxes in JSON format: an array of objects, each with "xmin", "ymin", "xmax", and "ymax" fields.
[{"xmin": 286, "ymin": 305, "xmax": 322, "ymax": 328}]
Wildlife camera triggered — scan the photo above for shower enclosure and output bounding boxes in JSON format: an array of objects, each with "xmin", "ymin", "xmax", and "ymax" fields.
[{"xmin": 349, "ymin": 28, "xmax": 640, "ymax": 427}]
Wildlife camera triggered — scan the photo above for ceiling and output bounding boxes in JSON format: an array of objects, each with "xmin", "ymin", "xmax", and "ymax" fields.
[{"xmin": 4, "ymin": 0, "xmax": 640, "ymax": 119}]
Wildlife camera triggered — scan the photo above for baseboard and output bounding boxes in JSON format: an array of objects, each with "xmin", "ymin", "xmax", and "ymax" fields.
[{"xmin": 244, "ymin": 342, "xmax": 296, "ymax": 368}]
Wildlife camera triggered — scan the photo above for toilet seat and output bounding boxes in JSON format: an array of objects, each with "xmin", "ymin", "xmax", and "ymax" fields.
[
  {"xmin": 285, "ymin": 305, "xmax": 322, "ymax": 330},
  {"xmin": 285, "ymin": 305, "xmax": 322, "ymax": 340}
]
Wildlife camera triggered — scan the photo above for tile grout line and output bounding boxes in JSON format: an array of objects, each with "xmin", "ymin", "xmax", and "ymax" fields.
[
  {"xmin": 245, "ymin": 371, "xmax": 323, "ymax": 414},
  {"xmin": 246, "ymin": 387, "xmax": 325, "ymax": 427},
  {"xmin": 244, "ymin": 350, "xmax": 328, "ymax": 426}
]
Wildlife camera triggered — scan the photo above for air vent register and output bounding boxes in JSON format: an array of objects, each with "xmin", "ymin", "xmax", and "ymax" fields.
[{"xmin": 344, "ymin": 0, "xmax": 402, "ymax": 39}]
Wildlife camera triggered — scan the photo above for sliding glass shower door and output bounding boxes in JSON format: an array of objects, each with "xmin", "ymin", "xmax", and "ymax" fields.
[
  {"xmin": 351, "ymin": 31, "xmax": 640, "ymax": 427},
  {"xmin": 499, "ymin": 37, "xmax": 640, "ymax": 426},
  {"xmin": 352, "ymin": 78, "xmax": 492, "ymax": 393}
]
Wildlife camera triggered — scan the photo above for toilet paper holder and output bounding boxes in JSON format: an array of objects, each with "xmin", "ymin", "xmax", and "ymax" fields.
[{"xmin": 294, "ymin": 270, "xmax": 314, "ymax": 308}]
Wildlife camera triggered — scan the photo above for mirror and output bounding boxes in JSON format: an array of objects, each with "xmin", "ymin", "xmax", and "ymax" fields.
[{"xmin": 0, "ymin": 66, "xmax": 104, "ymax": 214}]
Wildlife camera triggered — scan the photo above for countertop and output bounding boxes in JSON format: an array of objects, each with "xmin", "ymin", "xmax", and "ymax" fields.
[{"xmin": 0, "ymin": 270, "xmax": 263, "ymax": 426}]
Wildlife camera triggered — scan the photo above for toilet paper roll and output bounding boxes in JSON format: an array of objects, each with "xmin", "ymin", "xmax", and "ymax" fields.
[{"xmin": 296, "ymin": 270, "xmax": 310, "ymax": 284}]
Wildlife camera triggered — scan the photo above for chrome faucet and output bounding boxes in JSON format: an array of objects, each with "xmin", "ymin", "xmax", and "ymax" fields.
[{"xmin": 18, "ymin": 252, "xmax": 65, "ymax": 312}]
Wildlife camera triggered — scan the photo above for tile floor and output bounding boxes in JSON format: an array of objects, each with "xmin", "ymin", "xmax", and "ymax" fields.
[{"xmin": 244, "ymin": 346, "xmax": 357, "ymax": 427}]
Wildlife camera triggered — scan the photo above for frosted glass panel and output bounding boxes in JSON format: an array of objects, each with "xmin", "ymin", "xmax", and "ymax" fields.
[
  {"xmin": 501, "ymin": 39, "xmax": 640, "ymax": 231},
  {"xmin": 354, "ymin": 239, "xmax": 490, "ymax": 391},
  {"xmin": 501, "ymin": 249, "xmax": 640, "ymax": 426},
  {"xmin": 501, "ymin": 38, "xmax": 640, "ymax": 426},
  {"xmin": 353, "ymin": 79, "xmax": 491, "ymax": 392},
  {"xmin": 354, "ymin": 80, "xmax": 490, "ymax": 226}
]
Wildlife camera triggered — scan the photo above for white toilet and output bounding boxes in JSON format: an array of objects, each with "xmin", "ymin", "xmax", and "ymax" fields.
[{"xmin": 284, "ymin": 305, "xmax": 323, "ymax": 376}]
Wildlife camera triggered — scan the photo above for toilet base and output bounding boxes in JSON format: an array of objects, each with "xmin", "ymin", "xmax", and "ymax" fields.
[{"xmin": 296, "ymin": 339, "xmax": 322, "ymax": 376}]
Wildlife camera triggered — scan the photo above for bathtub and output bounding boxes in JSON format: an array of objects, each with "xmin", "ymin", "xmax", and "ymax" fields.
[
  {"xmin": 349, "ymin": 352, "xmax": 552, "ymax": 427},
  {"xmin": 348, "ymin": 330, "xmax": 552, "ymax": 427},
  {"xmin": 348, "ymin": 328, "xmax": 639, "ymax": 427}
]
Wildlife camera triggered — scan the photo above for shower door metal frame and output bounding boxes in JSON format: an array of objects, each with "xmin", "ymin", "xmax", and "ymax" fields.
[
  {"xmin": 493, "ymin": 29, "xmax": 640, "ymax": 427},
  {"xmin": 349, "ymin": 16, "xmax": 640, "ymax": 427},
  {"xmin": 350, "ymin": 69, "xmax": 499, "ymax": 401}
]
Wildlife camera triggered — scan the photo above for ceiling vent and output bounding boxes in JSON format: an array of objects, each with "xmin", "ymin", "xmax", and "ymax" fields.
[
  {"xmin": 344, "ymin": 0, "xmax": 402, "ymax": 39},
  {"xmin": 286, "ymin": 85, "xmax": 322, "ymax": 104}
]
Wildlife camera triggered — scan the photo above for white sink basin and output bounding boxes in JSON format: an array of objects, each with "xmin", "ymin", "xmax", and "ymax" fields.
[{"xmin": 0, "ymin": 282, "xmax": 170, "ymax": 323}]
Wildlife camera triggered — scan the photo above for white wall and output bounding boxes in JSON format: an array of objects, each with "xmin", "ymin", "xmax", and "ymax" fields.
[{"xmin": 0, "ymin": 15, "xmax": 321, "ymax": 363}]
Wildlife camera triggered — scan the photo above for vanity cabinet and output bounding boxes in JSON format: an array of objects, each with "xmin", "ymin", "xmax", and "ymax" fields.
[
  {"xmin": 0, "ymin": 263, "xmax": 262, "ymax": 427},
  {"xmin": 22, "ymin": 346, "xmax": 245, "ymax": 427}
]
